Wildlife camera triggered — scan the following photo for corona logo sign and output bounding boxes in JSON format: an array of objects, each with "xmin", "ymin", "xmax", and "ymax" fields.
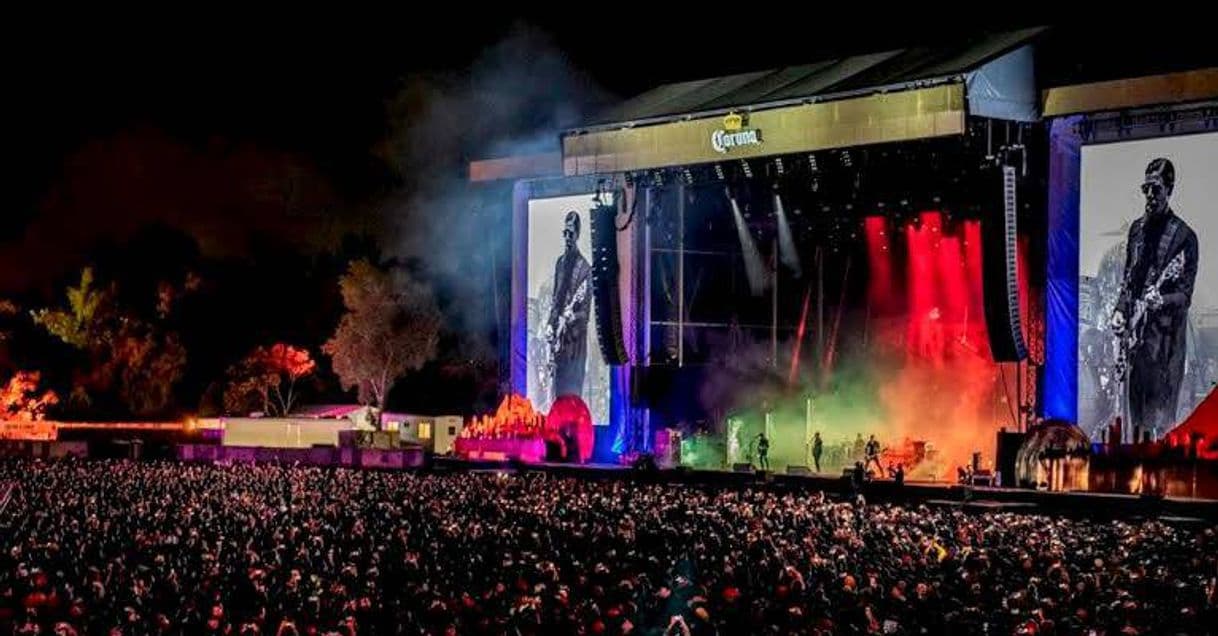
[{"xmin": 712, "ymin": 112, "xmax": 762, "ymax": 154}]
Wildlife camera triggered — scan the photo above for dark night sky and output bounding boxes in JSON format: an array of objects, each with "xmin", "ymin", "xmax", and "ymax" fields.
[{"xmin": 4, "ymin": 14, "xmax": 1215, "ymax": 295}]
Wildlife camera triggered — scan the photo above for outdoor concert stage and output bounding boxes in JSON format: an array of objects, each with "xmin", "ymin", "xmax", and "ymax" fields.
[{"xmin": 473, "ymin": 32, "xmax": 1218, "ymax": 500}]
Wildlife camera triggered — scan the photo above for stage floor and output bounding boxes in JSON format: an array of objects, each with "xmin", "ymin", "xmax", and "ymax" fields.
[{"xmin": 431, "ymin": 457, "xmax": 1218, "ymax": 521}]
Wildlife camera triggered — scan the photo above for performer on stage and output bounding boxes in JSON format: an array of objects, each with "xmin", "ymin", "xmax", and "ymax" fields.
[
  {"xmin": 864, "ymin": 434, "xmax": 884, "ymax": 477},
  {"xmin": 1110, "ymin": 158, "xmax": 1198, "ymax": 439},
  {"xmin": 811, "ymin": 431, "xmax": 823, "ymax": 472},
  {"xmin": 756, "ymin": 433, "xmax": 770, "ymax": 471}
]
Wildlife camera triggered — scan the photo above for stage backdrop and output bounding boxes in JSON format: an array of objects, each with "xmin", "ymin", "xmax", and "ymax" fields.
[
  {"xmin": 527, "ymin": 194, "xmax": 610, "ymax": 425},
  {"xmin": 1078, "ymin": 132, "xmax": 1218, "ymax": 439}
]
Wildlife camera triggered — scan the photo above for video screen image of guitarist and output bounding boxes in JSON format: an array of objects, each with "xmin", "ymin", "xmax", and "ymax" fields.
[
  {"xmin": 543, "ymin": 210, "xmax": 591, "ymax": 402},
  {"xmin": 1106, "ymin": 158, "xmax": 1199, "ymax": 441},
  {"xmin": 526, "ymin": 194, "xmax": 610, "ymax": 425},
  {"xmin": 1080, "ymin": 132, "xmax": 1218, "ymax": 442}
]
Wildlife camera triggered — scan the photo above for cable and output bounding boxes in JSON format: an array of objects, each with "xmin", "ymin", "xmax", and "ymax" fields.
[{"xmin": 616, "ymin": 182, "xmax": 640, "ymax": 232}]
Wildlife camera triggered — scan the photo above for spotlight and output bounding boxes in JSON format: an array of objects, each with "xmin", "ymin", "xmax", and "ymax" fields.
[
  {"xmin": 651, "ymin": 170, "xmax": 664, "ymax": 187},
  {"xmin": 727, "ymin": 191, "xmax": 767, "ymax": 296},
  {"xmin": 840, "ymin": 150, "xmax": 852, "ymax": 168},
  {"xmin": 773, "ymin": 192, "xmax": 802, "ymax": 277},
  {"xmin": 740, "ymin": 159, "xmax": 753, "ymax": 180},
  {"xmin": 774, "ymin": 156, "xmax": 785, "ymax": 177},
  {"xmin": 808, "ymin": 153, "xmax": 819, "ymax": 173},
  {"xmin": 682, "ymin": 167, "xmax": 694, "ymax": 185},
  {"xmin": 714, "ymin": 164, "xmax": 725, "ymax": 181}
]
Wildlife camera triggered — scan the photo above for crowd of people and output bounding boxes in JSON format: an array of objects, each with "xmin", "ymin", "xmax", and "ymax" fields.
[{"xmin": 1, "ymin": 459, "xmax": 1216, "ymax": 634}]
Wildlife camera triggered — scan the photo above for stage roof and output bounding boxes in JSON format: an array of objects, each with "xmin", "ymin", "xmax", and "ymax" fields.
[
  {"xmin": 1042, "ymin": 68, "xmax": 1218, "ymax": 117},
  {"xmin": 470, "ymin": 26, "xmax": 1218, "ymax": 182},
  {"xmin": 572, "ymin": 27, "xmax": 1046, "ymax": 133},
  {"xmin": 560, "ymin": 28, "xmax": 1044, "ymax": 175}
]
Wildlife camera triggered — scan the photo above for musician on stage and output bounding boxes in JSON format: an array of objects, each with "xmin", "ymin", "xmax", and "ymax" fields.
[
  {"xmin": 1110, "ymin": 158, "xmax": 1198, "ymax": 439},
  {"xmin": 864, "ymin": 434, "xmax": 884, "ymax": 477},
  {"xmin": 756, "ymin": 433, "xmax": 770, "ymax": 471},
  {"xmin": 547, "ymin": 211, "xmax": 592, "ymax": 399}
]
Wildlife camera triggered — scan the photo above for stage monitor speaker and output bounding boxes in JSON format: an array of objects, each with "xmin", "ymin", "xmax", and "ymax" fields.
[
  {"xmin": 970, "ymin": 473, "xmax": 996, "ymax": 487},
  {"xmin": 732, "ymin": 463, "xmax": 753, "ymax": 472},
  {"xmin": 590, "ymin": 202, "xmax": 629, "ymax": 365},
  {"xmin": 786, "ymin": 465, "xmax": 811, "ymax": 476},
  {"xmin": 982, "ymin": 164, "xmax": 1029, "ymax": 362}
]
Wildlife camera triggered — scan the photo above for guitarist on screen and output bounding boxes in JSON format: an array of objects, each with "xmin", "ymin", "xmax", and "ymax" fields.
[
  {"xmin": 546, "ymin": 210, "xmax": 592, "ymax": 401},
  {"xmin": 1110, "ymin": 158, "xmax": 1198, "ymax": 441}
]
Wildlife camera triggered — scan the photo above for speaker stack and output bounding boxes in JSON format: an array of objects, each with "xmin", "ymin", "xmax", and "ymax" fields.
[
  {"xmin": 589, "ymin": 203, "xmax": 629, "ymax": 365},
  {"xmin": 981, "ymin": 163, "xmax": 1029, "ymax": 362}
]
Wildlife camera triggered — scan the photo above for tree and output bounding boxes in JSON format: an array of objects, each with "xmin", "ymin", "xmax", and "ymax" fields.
[
  {"xmin": 0, "ymin": 299, "xmax": 17, "ymax": 321},
  {"xmin": 0, "ymin": 300, "xmax": 18, "ymax": 365},
  {"xmin": 30, "ymin": 268, "xmax": 111, "ymax": 350},
  {"xmin": 111, "ymin": 326, "xmax": 187, "ymax": 416},
  {"xmin": 33, "ymin": 266, "xmax": 187, "ymax": 417},
  {"xmin": 224, "ymin": 343, "xmax": 316, "ymax": 416},
  {"xmin": 323, "ymin": 260, "xmax": 440, "ymax": 428},
  {"xmin": 0, "ymin": 371, "xmax": 59, "ymax": 420}
]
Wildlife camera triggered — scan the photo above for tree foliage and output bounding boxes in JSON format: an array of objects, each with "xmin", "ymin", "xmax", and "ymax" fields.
[
  {"xmin": 31, "ymin": 268, "xmax": 110, "ymax": 350},
  {"xmin": 323, "ymin": 260, "xmax": 440, "ymax": 426},
  {"xmin": 224, "ymin": 343, "xmax": 316, "ymax": 416},
  {"xmin": 32, "ymin": 267, "xmax": 187, "ymax": 417},
  {"xmin": 0, "ymin": 371, "xmax": 59, "ymax": 420}
]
